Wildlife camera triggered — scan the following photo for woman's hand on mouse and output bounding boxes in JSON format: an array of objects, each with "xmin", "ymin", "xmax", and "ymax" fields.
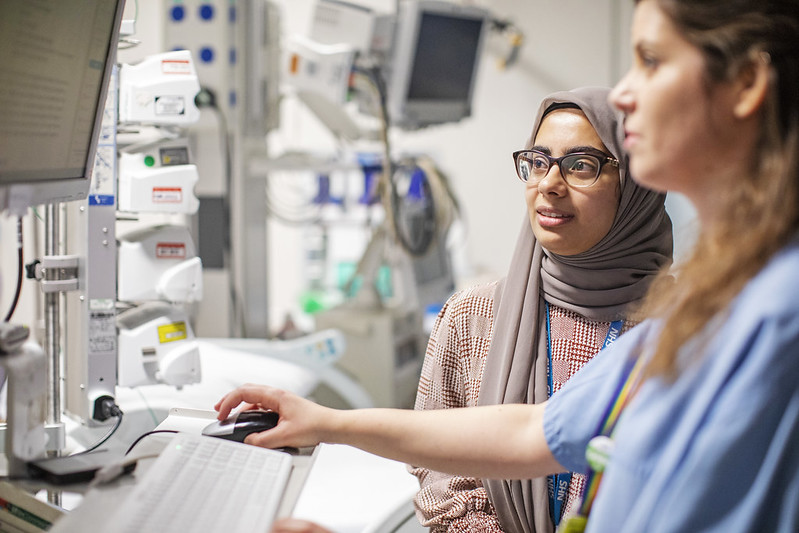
[{"xmin": 214, "ymin": 384, "xmax": 334, "ymax": 449}]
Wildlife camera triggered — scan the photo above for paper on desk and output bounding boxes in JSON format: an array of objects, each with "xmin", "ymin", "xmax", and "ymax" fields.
[{"xmin": 156, "ymin": 407, "xmax": 218, "ymax": 434}]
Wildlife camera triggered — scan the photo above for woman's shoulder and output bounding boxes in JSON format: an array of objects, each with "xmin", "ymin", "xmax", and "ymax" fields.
[
  {"xmin": 737, "ymin": 239, "xmax": 799, "ymax": 316},
  {"xmin": 442, "ymin": 280, "xmax": 501, "ymax": 319},
  {"xmin": 704, "ymin": 239, "xmax": 799, "ymax": 373}
]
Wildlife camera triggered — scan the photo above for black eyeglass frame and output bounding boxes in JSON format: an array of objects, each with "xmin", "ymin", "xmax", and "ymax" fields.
[{"xmin": 512, "ymin": 149, "xmax": 620, "ymax": 188}]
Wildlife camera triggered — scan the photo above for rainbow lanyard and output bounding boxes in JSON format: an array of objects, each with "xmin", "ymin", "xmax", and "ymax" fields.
[
  {"xmin": 559, "ymin": 350, "xmax": 647, "ymax": 533},
  {"xmin": 545, "ymin": 303, "xmax": 624, "ymax": 527}
]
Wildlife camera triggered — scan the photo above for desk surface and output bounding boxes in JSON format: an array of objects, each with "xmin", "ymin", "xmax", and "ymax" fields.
[
  {"xmin": 4, "ymin": 407, "xmax": 421, "ymax": 533},
  {"xmin": 48, "ymin": 408, "xmax": 316, "ymax": 533}
]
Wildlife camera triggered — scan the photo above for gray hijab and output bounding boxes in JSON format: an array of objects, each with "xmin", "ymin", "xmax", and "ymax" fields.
[{"xmin": 477, "ymin": 87, "xmax": 673, "ymax": 533}]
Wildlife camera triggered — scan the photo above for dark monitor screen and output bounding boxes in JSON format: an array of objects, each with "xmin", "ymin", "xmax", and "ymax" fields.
[
  {"xmin": 388, "ymin": 1, "xmax": 488, "ymax": 129},
  {"xmin": 0, "ymin": 0, "xmax": 124, "ymax": 211},
  {"xmin": 407, "ymin": 14, "xmax": 483, "ymax": 101}
]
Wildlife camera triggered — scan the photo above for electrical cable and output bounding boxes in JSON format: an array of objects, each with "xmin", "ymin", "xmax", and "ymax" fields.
[
  {"xmin": 71, "ymin": 414, "xmax": 124, "ymax": 456},
  {"xmin": 415, "ymin": 155, "xmax": 462, "ymax": 231},
  {"xmin": 351, "ymin": 67, "xmax": 460, "ymax": 257},
  {"xmin": 390, "ymin": 161, "xmax": 436, "ymax": 256},
  {"xmin": 351, "ymin": 67, "xmax": 405, "ymax": 251},
  {"xmin": 125, "ymin": 430, "xmax": 179, "ymax": 456},
  {"xmin": 3, "ymin": 217, "xmax": 24, "ymax": 322},
  {"xmin": 415, "ymin": 155, "xmax": 470, "ymax": 255},
  {"xmin": 66, "ymin": 396, "xmax": 124, "ymax": 456}
]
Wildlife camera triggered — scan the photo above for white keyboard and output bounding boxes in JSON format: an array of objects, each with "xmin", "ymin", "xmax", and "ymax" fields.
[{"xmin": 108, "ymin": 432, "xmax": 293, "ymax": 533}]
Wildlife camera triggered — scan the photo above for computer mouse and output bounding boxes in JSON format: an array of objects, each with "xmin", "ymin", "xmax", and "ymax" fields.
[{"xmin": 202, "ymin": 410, "xmax": 280, "ymax": 442}]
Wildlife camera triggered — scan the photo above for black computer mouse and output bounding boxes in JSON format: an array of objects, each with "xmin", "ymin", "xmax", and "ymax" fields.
[{"xmin": 202, "ymin": 410, "xmax": 280, "ymax": 442}]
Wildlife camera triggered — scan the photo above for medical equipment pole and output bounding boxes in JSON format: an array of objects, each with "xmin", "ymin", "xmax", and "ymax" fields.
[
  {"xmin": 44, "ymin": 204, "xmax": 62, "ymax": 431},
  {"xmin": 44, "ymin": 204, "xmax": 63, "ymax": 507}
]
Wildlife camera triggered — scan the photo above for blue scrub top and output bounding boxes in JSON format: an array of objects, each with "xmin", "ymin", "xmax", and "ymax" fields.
[{"xmin": 544, "ymin": 239, "xmax": 799, "ymax": 532}]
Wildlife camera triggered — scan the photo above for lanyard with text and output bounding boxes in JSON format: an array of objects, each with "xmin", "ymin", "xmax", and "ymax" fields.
[
  {"xmin": 558, "ymin": 347, "xmax": 647, "ymax": 533},
  {"xmin": 545, "ymin": 303, "xmax": 624, "ymax": 527}
]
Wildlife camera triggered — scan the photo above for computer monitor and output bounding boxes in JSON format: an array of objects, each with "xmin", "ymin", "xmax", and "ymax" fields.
[
  {"xmin": 387, "ymin": 0, "xmax": 489, "ymax": 130},
  {"xmin": 0, "ymin": 0, "xmax": 125, "ymax": 215}
]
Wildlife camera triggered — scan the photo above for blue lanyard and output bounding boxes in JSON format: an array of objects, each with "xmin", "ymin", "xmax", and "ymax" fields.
[{"xmin": 545, "ymin": 302, "xmax": 623, "ymax": 526}]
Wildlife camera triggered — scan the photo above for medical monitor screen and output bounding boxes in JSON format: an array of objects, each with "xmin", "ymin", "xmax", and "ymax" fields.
[
  {"xmin": 388, "ymin": 1, "xmax": 487, "ymax": 129},
  {"xmin": 407, "ymin": 14, "xmax": 482, "ymax": 101},
  {"xmin": 0, "ymin": 0, "xmax": 124, "ymax": 208}
]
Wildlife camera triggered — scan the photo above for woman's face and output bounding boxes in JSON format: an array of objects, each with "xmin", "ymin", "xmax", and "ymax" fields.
[
  {"xmin": 525, "ymin": 108, "xmax": 621, "ymax": 256},
  {"xmin": 609, "ymin": 0, "xmax": 745, "ymax": 218}
]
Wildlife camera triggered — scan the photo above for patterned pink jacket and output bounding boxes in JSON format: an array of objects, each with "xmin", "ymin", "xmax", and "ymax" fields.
[{"xmin": 409, "ymin": 281, "xmax": 630, "ymax": 532}]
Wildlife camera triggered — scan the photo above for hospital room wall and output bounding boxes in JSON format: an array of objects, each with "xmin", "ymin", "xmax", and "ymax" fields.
[
  {"xmin": 264, "ymin": 0, "xmax": 701, "ymax": 333},
  {"xmin": 0, "ymin": 1, "xmax": 697, "ymax": 335},
  {"xmin": 230, "ymin": 0, "xmax": 696, "ymax": 332},
  {"xmin": 232, "ymin": 0, "xmax": 649, "ymax": 333}
]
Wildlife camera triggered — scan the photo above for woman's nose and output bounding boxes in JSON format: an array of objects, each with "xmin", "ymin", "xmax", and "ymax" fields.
[
  {"xmin": 537, "ymin": 164, "xmax": 567, "ymax": 195},
  {"xmin": 610, "ymin": 72, "xmax": 634, "ymax": 114}
]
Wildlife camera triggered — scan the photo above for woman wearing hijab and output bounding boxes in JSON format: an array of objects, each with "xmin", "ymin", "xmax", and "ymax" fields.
[{"xmin": 410, "ymin": 86, "xmax": 672, "ymax": 533}]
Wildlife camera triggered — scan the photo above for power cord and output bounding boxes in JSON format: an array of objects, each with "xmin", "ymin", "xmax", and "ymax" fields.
[
  {"xmin": 3, "ymin": 217, "xmax": 24, "ymax": 322},
  {"xmin": 125, "ymin": 430, "xmax": 179, "ymax": 456},
  {"xmin": 94, "ymin": 395, "xmax": 124, "ymax": 421},
  {"xmin": 69, "ymin": 396, "xmax": 125, "ymax": 456},
  {"xmin": 85, "ymin": 429, "xmax": 179, "ymax": 487}
]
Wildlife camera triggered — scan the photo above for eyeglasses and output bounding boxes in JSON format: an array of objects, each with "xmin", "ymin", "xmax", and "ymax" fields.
[{"xmin": 512, "ymin": 149, "xmax": 619, "ymax": 188}]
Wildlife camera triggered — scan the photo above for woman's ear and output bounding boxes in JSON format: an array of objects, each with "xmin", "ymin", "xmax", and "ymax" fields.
[{"xmin": 733, "ymin": 52, "xmax": 771, "ymax": 119}]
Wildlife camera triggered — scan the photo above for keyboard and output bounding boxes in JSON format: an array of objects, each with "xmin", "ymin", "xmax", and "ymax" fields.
[{"xmin": 108, "ymin": 432, "xmax": 293, "ymax": 533}]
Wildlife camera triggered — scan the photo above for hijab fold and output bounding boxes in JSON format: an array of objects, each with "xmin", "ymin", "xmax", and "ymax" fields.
[{"xmin": 477, "ymin": 87, "xmax": 673, "ymax": 533}]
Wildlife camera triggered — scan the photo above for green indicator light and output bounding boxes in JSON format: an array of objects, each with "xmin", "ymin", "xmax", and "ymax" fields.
[{"xmin": 144, "ymin": 155, "xmax": 156, "ymax": 167}]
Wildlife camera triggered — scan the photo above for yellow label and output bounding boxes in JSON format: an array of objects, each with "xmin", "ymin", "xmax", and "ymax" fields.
[
  {"xmin": 559, "ymin": 516, "xmax": 588, "ymax": 533},
  {"xmin": 157, "ymin": 322, "xmax": 187, "ymax": 344}
]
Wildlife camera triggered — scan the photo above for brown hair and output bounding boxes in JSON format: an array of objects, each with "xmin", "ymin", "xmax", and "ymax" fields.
[{"xmin": 636, "ymin": 0, "xmax": 799, "ymax": 377}]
